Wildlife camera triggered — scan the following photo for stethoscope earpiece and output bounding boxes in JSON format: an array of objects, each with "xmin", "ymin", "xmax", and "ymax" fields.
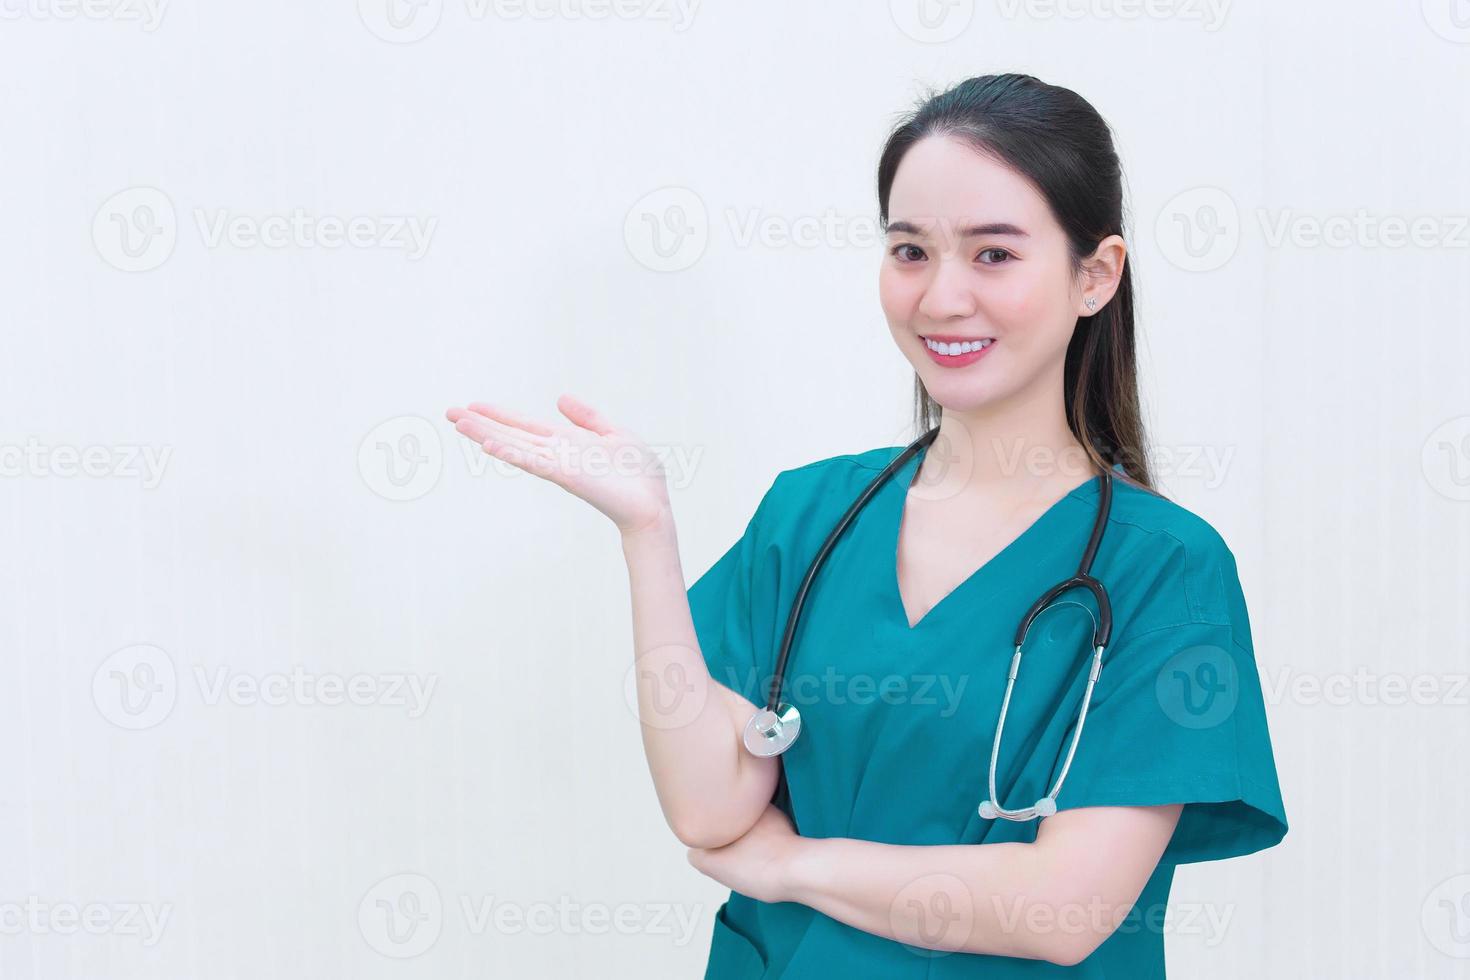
[{"xmin": 977, "ymin": 795, "xmax": 1059, "ymax": 822}]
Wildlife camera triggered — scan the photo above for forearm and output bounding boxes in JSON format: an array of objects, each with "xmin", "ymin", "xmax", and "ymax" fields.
[
  {"xmin": 620, "ymin": 511, "xmax": 776, "ymax": 848},
  {"xmin": 782, "ymin": 835, "xmax": 1114, "ymax": 966}
]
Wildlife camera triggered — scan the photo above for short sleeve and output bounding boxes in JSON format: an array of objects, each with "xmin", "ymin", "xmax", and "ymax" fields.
[
  {"xmin": 685, "ymin": 479, "xmax": 778, "ymax": 709},
  {"xmin": 1054, "ymin": 541, "xmax": 1289, "ymax": 865}
]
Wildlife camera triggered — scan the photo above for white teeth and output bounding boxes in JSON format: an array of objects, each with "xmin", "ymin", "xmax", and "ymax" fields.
[{"xmin": 924, "ymin": 337, "xmax": 993, "ymax": 355}]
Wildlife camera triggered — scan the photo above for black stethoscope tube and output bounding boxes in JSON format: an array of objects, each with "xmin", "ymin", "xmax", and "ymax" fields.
[
  {"xmin": 762, "ymin": 427, "xmax": 939, "ymax": 714},
  {"xmin": 763, "ymin": 426, "xmax": 1114, "ymax": 714}
]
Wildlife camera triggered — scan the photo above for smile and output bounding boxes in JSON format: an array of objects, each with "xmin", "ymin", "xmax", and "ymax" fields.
[
  {"xmin": 923, "ymin": 336, "xmax": 994, "ymax": 355},
  {"xmin": 919, "ymin": 334, "xmax": 997, "ymax": 367}
]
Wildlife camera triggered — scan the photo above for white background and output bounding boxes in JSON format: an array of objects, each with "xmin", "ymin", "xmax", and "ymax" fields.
[{"xmin": 2, "ymin": 1, "xmax": 1469, "ymax": 977}]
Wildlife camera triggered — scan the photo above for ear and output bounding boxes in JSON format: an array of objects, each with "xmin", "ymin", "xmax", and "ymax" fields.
[{"xmin": 1078, "ymin": 235, "xmax": 1127, "ymax": 317}]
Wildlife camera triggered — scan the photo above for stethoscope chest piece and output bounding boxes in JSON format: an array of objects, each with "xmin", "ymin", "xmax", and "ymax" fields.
[{"xmin": 743, "ymin": 702, "xmax": 801, "ymax": 757}]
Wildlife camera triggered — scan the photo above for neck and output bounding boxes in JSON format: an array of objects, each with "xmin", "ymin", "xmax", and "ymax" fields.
[{"xmin": 920, "ymin": 372, "xmax": 1098, "ymax": 496}]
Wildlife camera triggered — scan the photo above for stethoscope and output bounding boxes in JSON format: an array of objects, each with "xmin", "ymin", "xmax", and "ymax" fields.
[{"xmin": 742, "ymin": 426, "xmax": 1115, "ymax": 823}]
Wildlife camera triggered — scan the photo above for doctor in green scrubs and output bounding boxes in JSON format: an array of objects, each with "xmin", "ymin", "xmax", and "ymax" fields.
[
  {"xmin": 446, "ymin": 71, "xmax": 1288, "ymax": 979},
  {"xmin": 680, "ymin": 73, "xmax": 1287, "ymax": 978},
  {"xmin": 686, "ymin": 439, "xmax": 1286, "ymax": 977}
]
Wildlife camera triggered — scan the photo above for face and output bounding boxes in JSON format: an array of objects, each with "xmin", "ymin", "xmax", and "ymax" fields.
[{"xmin": 879, "ymin": 135, "xmax": 1106, "ymax": 416}]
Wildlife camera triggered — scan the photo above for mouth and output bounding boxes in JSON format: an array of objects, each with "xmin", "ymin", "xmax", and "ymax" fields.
[{"xmin": 918, "ymin": 333, "xmax": 996, "ymax": 367}]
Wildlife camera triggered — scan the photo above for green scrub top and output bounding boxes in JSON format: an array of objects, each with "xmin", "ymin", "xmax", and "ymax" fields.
[{"xmin": 686, "ymin": 442, "xmax": 1288, "ymax": 979}]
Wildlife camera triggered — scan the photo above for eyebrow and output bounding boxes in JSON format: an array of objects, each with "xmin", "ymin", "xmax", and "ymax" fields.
[{"xmin": 884, "ymin": 220, "xmax": 1030, "ymax": 239}]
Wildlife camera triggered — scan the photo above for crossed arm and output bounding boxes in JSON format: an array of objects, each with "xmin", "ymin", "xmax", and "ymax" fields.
[
  {"xmin": 688, "ymin": 800, "xmax": 1182, "ymax": 967},
  {"xmin": 679, "ymin": 675, "xmax": 1182, "ymax": 967}
]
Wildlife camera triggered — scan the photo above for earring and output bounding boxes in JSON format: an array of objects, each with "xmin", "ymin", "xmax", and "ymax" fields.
[{"xmin": 1085, "ymin": 297, "xmax": 1098, "ymax": 312}]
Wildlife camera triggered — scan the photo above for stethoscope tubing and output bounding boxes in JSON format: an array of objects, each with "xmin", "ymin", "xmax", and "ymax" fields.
[
  {"xmin": 749, "ymin": 425, "xmax": 1116, "ymax": 823},
  {"xmin": 762, "ymin": 428, "xmax": 939, "ymax": 713}
]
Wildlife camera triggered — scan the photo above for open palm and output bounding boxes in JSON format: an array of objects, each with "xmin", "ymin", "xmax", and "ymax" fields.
[{"xmin": 444, "ymin": 394, "xmax": 672, "ymax": 535}]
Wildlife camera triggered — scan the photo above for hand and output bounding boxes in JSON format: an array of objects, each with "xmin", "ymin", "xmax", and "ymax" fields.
[
  {"xmin": 686, "ymin": 804, "xmax": 801, "ymax": 905},
  {"xmin": 445, "ymin": 394, "xmax": 672, "ymax": 535}
]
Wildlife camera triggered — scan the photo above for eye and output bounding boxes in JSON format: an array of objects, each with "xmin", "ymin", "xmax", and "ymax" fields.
[
  {"xmin": 889, "ymin": 243, "xmax": 925, "ymax": 263},
  {"xmin": 978, "ymin": 247, "xmax": 1012, "ymax": 264}
]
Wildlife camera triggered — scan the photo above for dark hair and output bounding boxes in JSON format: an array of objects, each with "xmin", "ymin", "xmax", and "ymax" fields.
[{"xmin": 877, "ymin": 73, "xmax": 1155, "ymax": 492}]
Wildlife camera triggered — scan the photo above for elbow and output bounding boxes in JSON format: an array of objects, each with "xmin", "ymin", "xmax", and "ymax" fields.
[
  {"xmin": 1010, "ymin": 884, "xmax": 1115, "ymax": 967},
  {"xmin": 668, "ymin": 811, "xmax": 743, "ymax": 850},
  {"xmin": 673, "ymin": 822, "xmax": 741, "ymax": 850},
  {"xmin": 1034, "ymin": 926, "xmax": 1111, "ymax": 968},
  {"xmin": 1042, "ymin": 939, "xmax": 1097, "ymax": 969}
]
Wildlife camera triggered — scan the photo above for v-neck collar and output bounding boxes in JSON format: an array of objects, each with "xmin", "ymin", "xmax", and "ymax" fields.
[{"xmin": 885, "ymin": 442, "xmax": 1103, "ymax": 631}]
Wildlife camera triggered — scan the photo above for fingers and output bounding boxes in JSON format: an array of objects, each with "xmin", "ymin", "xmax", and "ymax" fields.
[
  {"xmin": 448, "ymin": 407, "xmax": 553, "ymax": 449},
  {"xmin": 556, "ymin": 393, "xmax": 616, "ymax": 436},
  {"xmin": 443, "ymin": 404, "xmax": 559, "ymax": 475},
  {"xmin": 452, "ymin": 416, "xmax": 551, "ymax": 468},
  {"xmin": 464, "ymin": 402, "xmax": 556, "ymax": 437}
]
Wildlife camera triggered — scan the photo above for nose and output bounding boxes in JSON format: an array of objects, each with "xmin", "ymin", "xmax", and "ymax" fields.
[{"xmin": 915, "ymin": 254, "xmax": 978, "ymax": 322}]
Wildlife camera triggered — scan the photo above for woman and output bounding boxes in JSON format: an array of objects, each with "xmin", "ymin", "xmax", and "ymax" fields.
[{"xmin": 446, "ymin": 73, "xmax": 1287, "ymax": 978}]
